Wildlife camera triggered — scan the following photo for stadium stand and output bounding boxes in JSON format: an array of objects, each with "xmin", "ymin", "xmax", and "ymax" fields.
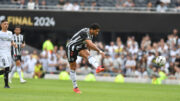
[{"xmin": 0, "ymin": 0, "xmax": 178, "ymax": 7}]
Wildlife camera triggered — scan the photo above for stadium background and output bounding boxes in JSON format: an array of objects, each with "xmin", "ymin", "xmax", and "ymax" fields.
[{"xmin": 0, "ymin": 0, "xmax": 180, "ymax": 101}]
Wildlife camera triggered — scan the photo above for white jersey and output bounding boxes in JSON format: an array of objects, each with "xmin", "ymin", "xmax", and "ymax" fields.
[
  {"xmin": 0, "ymin": 30, "xmax": 13, "ymax": 56},
  {"xmin": 0, "ymin": 30, "xmax": 13, "ymax": 68}
]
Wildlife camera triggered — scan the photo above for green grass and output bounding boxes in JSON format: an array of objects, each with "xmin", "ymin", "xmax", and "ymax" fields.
[{"xmin": 0, "ymin": 79, "xmax": 180, "ymax": 101}]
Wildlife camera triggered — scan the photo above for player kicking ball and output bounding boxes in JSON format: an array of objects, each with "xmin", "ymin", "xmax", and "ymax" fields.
[
  {"xmin": 66, "ymin": 23, "xmax": 105, "ymax": 94},
  {"xmin": 0, "ymin": 20, "xmax": 17, "ymax": 88}
]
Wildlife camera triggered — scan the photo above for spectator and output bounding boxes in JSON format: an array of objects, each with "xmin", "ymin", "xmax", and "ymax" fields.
[
  {"xmin": 19, "ymin": 0, "xmax": 25, "ymax": 9},
  {"xmin": 32, "ymin": 50, "xmax": 39, "ymax": 59},
  {"xmin": 125, "ymin": 55, "xmax": 136, "ymax": 76},
  {"xmin": 103, "ymin": 54, "xmax": 113, "ymax": 72},
  {"xmin": 147, "ymin": 2, "xmax": 153, "ymax": 11},
  {"xmin": 90, "ymin": 1, "xmax": 97, "ymax": 11},
  {"xmin": 141, "ymin": 35, "xmax": 151, "ymax": 49},
  {"xmin": 170, "ymin": 46, "xmax": 178, "ymax": 62},
  {"xmin": 175, "ymin": 54, "xmax": 180, "ymax": 68},
  {"xmin": 105, "ymin": 41, "xmax": 118, "ymax": 59},
  {"xmin": 176, "ymin": 0, "xmax": 180, "ymax": 10},
  {"xmin": 127, "ymin": 36, "xmax": 133, "ymax": 48},
  {"xmin": 35, "ymin": 0, "xmax": 39, "ymax": 9},
  {"xmin": 21, "ymin": 51, "xmax": 30, "ymax": 73},
  {"xmin": 58, "ymin": 55, "xmax": 69, "ymax": 71},
  {"xmin": 57, "ymin": 45, "xmax": 66, "ymax": 57},
  {"xmin": 116, "ymin": 0, "xmax": 124, "ymax": 8},
  {"xmin": 33, "ymin": 61, "xmax": 44, "ymax": 78},
  {"xmin": 130, "ymin": 67, "xmax": 142, "ymax": 78},
  {"xmin": 137, "ymin": 56, "xmax": 147, "ymax": 69},
  {"xmin": 57, "ymin": 0, "xmax": 65, "ymax": 8},
  {"xmin": 40, "ymin": 50, "xmax": 49, "ymax": 72},
  {"xmin": 27, "ymin": 0, "xmax": 35, "ymax": 10},
  {"xmin": 63, "ymin": 1, "xmax": 73, "ymax": 11},
  {"xmin": 171, "ymin": 29, "xmax": 179, "ymax": 45},
  {"xmin": 40, "ymin": 0, "xmax": 47, "ymax": 9},
  {"xmin": 158, "ymin": 38, "xmax": 168, "ymax": 55},
  {"xmin": 160, "ymin": 0, "xmax": 171, "ymax": 5},
  {"xmin": 142, "ymin": 67, "xmax": 148, "ymax": 78},
  {"xmin": 47, "ymin": 55, "xmax": 57, "ymax": 73},
  {"xmin": 128, "ymin": 44, "xmax": 138, "ymax": 55},
  {"xmin": 147, "ymin": 52, "xmax": 155, "ymax": 66},
  {"xmin": 72, "ymin": 2, "xmax": 80, "ymax": 11},
  {"xmin": 11, "ymin": 0, "xmax": 20, "ymax": 4},
  {"xmin": 112, "ymin": 54, "xmax": 122, "ymax": 73},
  {"xmin": 42, "ymin": 39, "xmax": 54, "ymax": 52},
  {"xmin": 80, "ymin": 1, "xmax": 85, "ymax": 10},
  {"xmin": 156, "ymin": 2, "xmax": 168, "ymax": 12},
  {"xmin": 53, "ymin": 45, "xmax": 58, "ymax": 54},
  {"xmin": 115, "ymin": 37, "xmax": 124, "ymax": 53},
  {"xmin": 122, "ymin": 0, "xmax": 135, "ymax": 7},
  {"xmin": 24, "ymin": 55, "xmax": 37, "ymax": 76}
]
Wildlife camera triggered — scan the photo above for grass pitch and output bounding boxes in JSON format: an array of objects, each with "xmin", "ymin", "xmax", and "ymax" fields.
[{"xmin": 0, "ymin": 79, "xmax": 180, "ymax": 101}]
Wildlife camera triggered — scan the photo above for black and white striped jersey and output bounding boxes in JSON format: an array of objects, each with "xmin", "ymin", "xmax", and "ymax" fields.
[
  {"xmin": 12, "ymin": 34, "xmax": 25, "ymax": 56},
  {"xmin": 66, "ymin": 28, "xmax": 93, "ymax": 51}
]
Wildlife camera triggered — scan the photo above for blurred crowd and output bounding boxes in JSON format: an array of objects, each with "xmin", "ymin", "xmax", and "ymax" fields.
[
  {"xmin": 6, "ymin": 0, "xmax": 180, "ymax": 12},
  {"xmin": 20, "ymin": 29, "xmax": 180, "ymax": 79}
]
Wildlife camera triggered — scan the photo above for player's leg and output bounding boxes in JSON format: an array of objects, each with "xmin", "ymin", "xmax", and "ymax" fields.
[
  {"xmin": 16, "ymin": 59, "xmax": 26, "ymax": 83},
  {"xmin": 66, "ymin": 45, "xmax": 81, "ymax": 93},
  {"xmin": 4, "ymin": 67, "xmax": 10, "ymax": 88},
  {"xmin": 0, "ymin": 69, "xmax": 4, "ymax": 75},
  {"xmin": 79, "ymin": 49, "xmax": 104, "ymax": 73},
  {"xmin": 9, "ymin": 56, "xmax": 17, "ymax": 83},
  {"xmin": 69, "ymin": 62, "xmax": 81, "ymax": 93},
  {"xmin": 9, "ymin": 64, "xmax": 16, "ymax": 83},
  {"xmin": 69, "ymin": 62, "xmax": 78, "ymax": 87}
]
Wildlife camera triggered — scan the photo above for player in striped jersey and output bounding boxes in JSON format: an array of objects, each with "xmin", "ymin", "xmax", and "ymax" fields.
[
  {"xmin": 9, "ymin": 26, "xmax": 26, "ymax": 83},
  {"xmin": 0, "ymin": 20, "xmax": 17, "ymax": 88},
  {"xmin": 66, "ymin": 23, "xmax": 105, "ymax": 93}
]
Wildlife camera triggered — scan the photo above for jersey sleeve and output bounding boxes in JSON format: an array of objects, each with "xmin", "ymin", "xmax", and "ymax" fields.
[{"xmin": 80, "ymin": 31, "xmax": 91, "ymax": 40}]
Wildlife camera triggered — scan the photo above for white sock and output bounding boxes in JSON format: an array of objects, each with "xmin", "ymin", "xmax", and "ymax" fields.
[
  {"xmin": 70, "ymin": 70, "xmax": 78, "ymax": 88},
  {"xmin": 9, "ymin": 66, "xmax": 16, "ymax": 80},
  {"xmin": 17, "ymin": 66, "xmax": 23, "ymax": 81},
  {"xmin": 88, "ymin": 56, "xmax": 99, "ymax": 69}
]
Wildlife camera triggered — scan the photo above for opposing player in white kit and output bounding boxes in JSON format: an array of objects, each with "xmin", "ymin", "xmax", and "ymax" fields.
[
  {"xmin": 0, "ymin": 20, "xmax": 17, "ymax": 88},
  {"xmin": 9, "ymin": 26, "xmax": 26, "ymax": 83}
]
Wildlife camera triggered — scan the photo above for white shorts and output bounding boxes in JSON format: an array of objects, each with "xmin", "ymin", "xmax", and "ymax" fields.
[{"xmin": 0, "ymin": 55, "xmax": 12, "ymax": 68}]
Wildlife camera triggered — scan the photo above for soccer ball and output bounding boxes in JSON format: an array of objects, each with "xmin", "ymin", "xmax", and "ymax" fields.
[{"xmin": 155, "ymin": 56, "xmax": 166, "ymax": 66}]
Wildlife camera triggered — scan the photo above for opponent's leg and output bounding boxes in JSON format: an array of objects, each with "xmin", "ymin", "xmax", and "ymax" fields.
[
  {"xmin": 4, "ymin": 67, "xmax": 10, "ymax": 88},
  {"xmin": 79, "ymin": 49, "xmax": 104, "ymax": 73},
  {"xmin": 0, "ymin": 70, "xmax": 4, "ymax": 75}
]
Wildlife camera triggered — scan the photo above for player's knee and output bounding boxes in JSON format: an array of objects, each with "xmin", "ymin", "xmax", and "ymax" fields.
[
  {"xmin": 70, "ymin": 62, "xmax": 76, "ymax": 70},
  {"xmin": 16, "ymin": 60, "xmax": 21, "ymax": 66}
]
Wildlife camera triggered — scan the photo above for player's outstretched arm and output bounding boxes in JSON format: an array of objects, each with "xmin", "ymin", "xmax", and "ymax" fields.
[{"xmin": 85, "ymin": 40, "xmax": 105, "ymax": 57}]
